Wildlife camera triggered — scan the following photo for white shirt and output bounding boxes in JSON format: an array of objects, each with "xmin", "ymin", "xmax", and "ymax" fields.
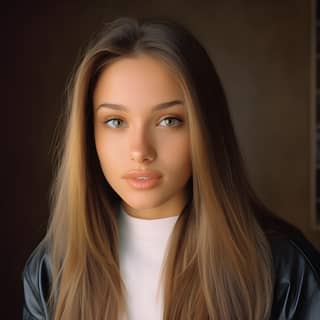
[{"xmin": 118, "ymin": 205, "xmax": 179, "ymax": 320}]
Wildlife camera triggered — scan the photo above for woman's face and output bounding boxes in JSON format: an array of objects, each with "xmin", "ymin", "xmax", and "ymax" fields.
[{"xmin": 93, "ymin": 54, "xmax": 192, "ymax": 219}]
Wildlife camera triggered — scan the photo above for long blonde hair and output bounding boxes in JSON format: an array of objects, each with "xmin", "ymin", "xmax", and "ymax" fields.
[{"xmin": 44, "ymin": 17, "xmax": 277, "ymax": 319}]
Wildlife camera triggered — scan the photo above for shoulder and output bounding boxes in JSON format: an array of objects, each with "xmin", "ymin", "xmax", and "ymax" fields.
[
  {"xmin": 268, "ymin": 228, "xmax": 320, "ymax": 319},
  {"xmin": 22, "ymin": 240, "xmax": 52, "ymax": 320}
]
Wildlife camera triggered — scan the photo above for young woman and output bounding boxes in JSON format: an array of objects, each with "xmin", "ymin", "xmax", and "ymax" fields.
[{"xmin": 22, "ymin": 17, "xmax": 320, "ymax": 320}]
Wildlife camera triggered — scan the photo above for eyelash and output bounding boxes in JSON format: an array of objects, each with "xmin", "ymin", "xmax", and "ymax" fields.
[{"xmin": 103, "ymin": 116, "xmax": 183, "ymax": 129}]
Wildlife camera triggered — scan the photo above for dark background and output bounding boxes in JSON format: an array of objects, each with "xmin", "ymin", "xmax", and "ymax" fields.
[{"xmin": 3, "ymin": 0, "xmax": 317, "ymax": 318}]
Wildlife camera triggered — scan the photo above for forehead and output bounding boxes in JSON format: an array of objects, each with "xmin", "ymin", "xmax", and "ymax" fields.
[{"xmin": 93, "ymin": 54, "xmax": 185, "ymax": 108}]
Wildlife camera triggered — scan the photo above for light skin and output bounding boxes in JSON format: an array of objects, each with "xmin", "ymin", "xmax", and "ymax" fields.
[{"xmin": 93, "ymin": 54, "xmax": 192, "ymax": 219}]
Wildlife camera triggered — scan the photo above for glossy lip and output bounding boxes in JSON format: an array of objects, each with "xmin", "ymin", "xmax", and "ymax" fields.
[
  {"xmin": 122, "ymin": 170, "xmax": 162, "ymax": 179},
  {"xmin": 125, "ymin": 177, "xmax": 162, "ymax": 190},
  {"xmin": 122, "ymin": 170, "xmax": 163, "ymax": 190}
]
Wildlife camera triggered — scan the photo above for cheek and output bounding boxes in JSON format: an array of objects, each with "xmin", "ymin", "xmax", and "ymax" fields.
[
  {"xmin": 179, "ymin": 144, "xmax": 192, "ymax": 173},
  {"xmin": 161, "ymin": 134, "xmax": 191, "ymax": 171},
  {"xmin": 94, "ymin": 134, "xmax": 122, "ymax": 173}
]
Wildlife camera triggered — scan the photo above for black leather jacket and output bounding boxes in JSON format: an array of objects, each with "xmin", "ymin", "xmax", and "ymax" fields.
[{"xmin": 22, "ymin": 226, "xmax": 320, "ymax": 319}]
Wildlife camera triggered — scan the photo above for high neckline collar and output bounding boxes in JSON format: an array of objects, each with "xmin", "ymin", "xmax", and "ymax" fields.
[{"xmin": 118, "ymin": 204, "xmax": 179, "ymax": 243}]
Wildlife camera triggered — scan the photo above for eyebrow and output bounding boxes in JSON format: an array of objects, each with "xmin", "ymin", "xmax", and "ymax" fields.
[{"xmin": 96, "ymin": 99, "xmax": 184, "ymax": 112}]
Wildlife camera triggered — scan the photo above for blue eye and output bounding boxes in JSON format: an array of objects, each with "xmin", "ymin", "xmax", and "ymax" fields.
[
  {"xmin": 104, "ymin": 118, "xmax": 124, "ymax": 128},
  {"xmin": 159, "ymin": 117, "xmax": 182, "ymax": 127},
  {"xmin": 104, "ymin": 117, "xmax": 183, "ymax": 128}
]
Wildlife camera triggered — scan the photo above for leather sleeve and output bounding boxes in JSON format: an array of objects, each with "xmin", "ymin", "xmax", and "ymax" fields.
[
  {"xmin": 22, "ymin": 243, "xmax": 50, "ymax": 320},
  {"xmin": 23, "ymin": 232, "xmax": 320, "ymax": 319},
  {"xmin": 270, "ymin": 234, "xmax": 320, "ymax": 319}
]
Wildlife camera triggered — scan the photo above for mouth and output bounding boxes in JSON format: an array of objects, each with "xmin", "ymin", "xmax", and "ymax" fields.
[{"xmin": 125, "ymin": 176, "xmax": 162, "ymax": 190}]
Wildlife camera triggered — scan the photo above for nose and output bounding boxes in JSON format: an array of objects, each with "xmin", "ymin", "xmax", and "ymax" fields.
[{"xmin": 130, "ymin": 127, "xmax": 156, "ymax": 163}]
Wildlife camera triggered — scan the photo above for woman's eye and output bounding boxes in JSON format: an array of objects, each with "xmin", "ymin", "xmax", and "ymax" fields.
[
  {"xmin": 104, "ymin": 118, "xmax": 124, "ymax": 128},
  {"xmin": 103, "ymin": 117, "xmax": 183, "ymax": 128},
  {"xmin": 159, "ymin": 117, "xmax": 182, "ymax": 127}
]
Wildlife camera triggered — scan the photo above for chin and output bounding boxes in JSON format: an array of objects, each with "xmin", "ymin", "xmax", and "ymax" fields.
[
  {"xmin": 122, "ymin": 201, "xmax": 161, "ymax": 211},
  {"xmin": 121, "ymin": 195, "xmax": 167, "ymax": 212}
]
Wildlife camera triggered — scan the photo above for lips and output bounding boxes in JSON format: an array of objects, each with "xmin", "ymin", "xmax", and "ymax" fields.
[
  {"xmin": 122, "ymin": 170, "xmax": 162, "ymax": 179},
  {"xmin": 123, "ymin": 170, "xmax": 163, "ymax": 190}
]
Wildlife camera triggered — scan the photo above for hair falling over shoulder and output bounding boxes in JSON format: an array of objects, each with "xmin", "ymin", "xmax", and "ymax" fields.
[{"xmin": 45, "ymin": 17, "xmax": 277, "ymax": 319}]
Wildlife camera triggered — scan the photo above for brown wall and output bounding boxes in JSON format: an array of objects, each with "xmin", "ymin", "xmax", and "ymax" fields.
[{"xmin": 4, "ymin": 0, "xmax": 316, "ymax": 318}]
